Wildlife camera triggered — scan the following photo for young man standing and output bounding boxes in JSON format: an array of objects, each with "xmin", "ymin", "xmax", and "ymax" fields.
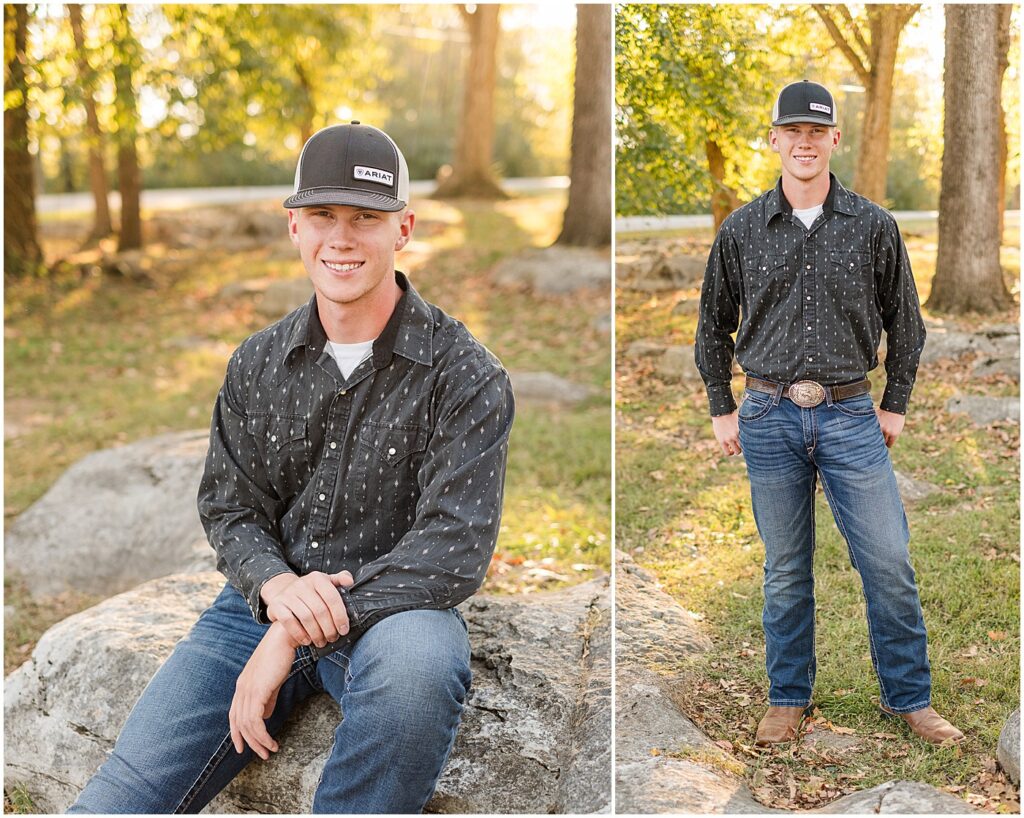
[
  {"xmin": 694, "ymin": 81, "xmax": 962, "ymax": 746},
  {"xmin": 70, "ymin": 122, "xmax": 515, "ymax": 812}
]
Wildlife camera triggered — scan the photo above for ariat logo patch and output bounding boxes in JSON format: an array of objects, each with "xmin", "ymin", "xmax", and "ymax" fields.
[
  {"xmin": 809, "ymin": 102, "xmax": 832, "ymax": 114},
  {"xmin": 354, "ymin": 166, "xmax": 394, "ymax": 186}
]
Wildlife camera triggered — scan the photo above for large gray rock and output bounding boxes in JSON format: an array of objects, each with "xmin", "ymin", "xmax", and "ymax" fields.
[
  {"xmin": 622, "ymin": 253, "xmax": 706, "ymax": 292},
  {"xmin": 655, "ymin": 345, "xmax": 703, "ymax": 384},
  {"xmin": 894, "ymin": 470, "xmax": 942, "ymax": 503},
  {"xmin": 508, "ymin": 371, "xmax": 596, "ymax": 405},
  {"xmin": 998, "ymin": 709, "xmax": 1020, "ymax": 785},
  {"xmin": 4, "ymin": 573, "xmax": 611, "ymax": 814},
  {"xmin": 920, "ymin": 325, "xmax": 1019, "ymax": 365},
  {"xmin": 493, "ymin": 246, "xmax": 611, "ymax": 295},
  {"xmin": 946, "ymin": 395, "xmax": 1020, "ymax": 425},
  {"xmin": 4, "ymin": 431, "xmax": 213, "ymax": 598},
  {"xmin": 615, "ymin": 552, "xmax": 769, "ymax": 813},
  {"xmin": 816, "ymin": 780, "xmax": 980, "ymax": 813}
]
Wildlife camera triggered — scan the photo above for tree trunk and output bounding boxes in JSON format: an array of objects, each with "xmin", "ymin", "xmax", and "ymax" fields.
[
  {"xmin": 706, "ymin": 136, "xmax": 742, "ymax": 233},
  {"xmin": 812, "ymin": 4, "xmax": 918, "ymax": 204},
  {"xmin": 927, "ymin": 5, "xmax": 1011, "ymax": 314},
  {"xmin": 113, "ymin": 4, "xmax": 142, "ymax": 251},
  {"xmin": 68, "ymin": 3, "xmax": 112, "ymax": 241},
  {"xmin": 995, "ymin": 4, "xmax": 1012, "ymax": 242},
  {"xmin": 433, "ymin": 4, "xmax": 506, "ymax": 199},
  {"xmin": 556, "ymin": 4, "xmax": 611, "ymax": 247},
  {"xmin": 4, "ymin": 3, "xmax": 44, "ymax": 277}
]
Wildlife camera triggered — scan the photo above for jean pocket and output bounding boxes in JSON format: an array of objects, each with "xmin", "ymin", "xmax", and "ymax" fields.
[
  {"xmin": 738, "ymin": 390, "xmax": 773, "ymax": 423},
  {"xmin": 832, "ymin": 393, "xmax": 876, "ymax": 418}
]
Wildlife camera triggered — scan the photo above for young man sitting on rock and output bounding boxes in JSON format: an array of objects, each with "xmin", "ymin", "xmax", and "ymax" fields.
[{"xmin": 70, "ymin": 122, "xmax": 515, "ymax": 814}]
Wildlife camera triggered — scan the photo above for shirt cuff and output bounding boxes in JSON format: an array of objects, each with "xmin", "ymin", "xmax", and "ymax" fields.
[
  {"xmin": 246, "ymin": 559, "xmax": 296, "ymax": 625},
  {"xmin": 880, "ymin": 382, "xmax": 912, "ymax": 414},
  {"xmin": 706, "ymin": 383, "xmax": 738, "ymax": 416}
]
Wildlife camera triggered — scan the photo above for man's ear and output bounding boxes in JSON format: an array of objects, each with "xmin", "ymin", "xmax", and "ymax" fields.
[
  {"xmin": 768, "ymin": 128, "xmax": 780, "ymax": 154},
  {"xmin": 287, "ymin": 209, "xmax": 300, "ymax": 246},
  {"xmin": 395, "ymin": 209, "xmax": 415, "ymax": 251}
]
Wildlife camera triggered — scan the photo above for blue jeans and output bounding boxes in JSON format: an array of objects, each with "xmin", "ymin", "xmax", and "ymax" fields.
[
  {"xmin": 69, "ymin": 584, "xmax": 471, "ymax": 814},
  {"xmin": 737, "ymin": 385, "xmax": 931, "ymax": 714}
]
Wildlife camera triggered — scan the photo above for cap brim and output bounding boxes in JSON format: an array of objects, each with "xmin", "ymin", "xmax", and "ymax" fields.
[
  {"xmin": 772, "ymin": 114, "xmax": 836, "ymax": 126},
  {"xmin": 283, "ymin": 186, "xmax": 406, "ymax": 211}
]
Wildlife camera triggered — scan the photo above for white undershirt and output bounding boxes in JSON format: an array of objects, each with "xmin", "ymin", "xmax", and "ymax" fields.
[
  {"xmin": 327, "ymin": 339, "xmax": 374, "ymax": 379},
  {"xmin": 793, "ymin": 203, "xmax": 824, "ymax": 229}
]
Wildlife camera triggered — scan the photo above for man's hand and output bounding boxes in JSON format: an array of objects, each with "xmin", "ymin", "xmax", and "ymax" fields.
[
  {"xmin": 260, "ymin": 570, "xmax": 355, "ymax": 649},
  {"xmin": 876, "ymin": 408, "xmax": 905, "ymax": 448},
  {"xmin": 229, "ymin": 623, "xmax": 296, "ymax": 760},
  {"xmin": 711, "ymin": 411, "xmax": 741, "ymax": 456}
]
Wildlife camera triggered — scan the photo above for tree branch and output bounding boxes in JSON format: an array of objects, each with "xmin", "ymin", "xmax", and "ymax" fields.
[
  {"xmin": 835, "ymin": 4, "xmax": 870, "ymax": 63},
  {"xmin": 812, "ymin": 4, "xmax": 871, "ymax": 82}
]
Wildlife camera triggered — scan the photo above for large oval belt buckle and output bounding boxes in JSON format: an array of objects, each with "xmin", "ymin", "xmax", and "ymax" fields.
[{"xmin": 789, "ymin": 380, "xmax": 825, "ymax": 408}]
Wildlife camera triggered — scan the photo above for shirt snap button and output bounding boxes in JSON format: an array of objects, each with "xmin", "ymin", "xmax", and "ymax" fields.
[
  {"xmin": 388, "ymin": 447, "xmax": 397, "ymax": 455},
  {"xmin": 311, "ymin": 541, "xmax": 319, "ymax": 549},
  {"xmin": 330, "ymin": 442, "xmax": 337, "ymax": 450},
  {"xmin": 319, "ymin": 493, "xmax": 326, "ymax": 501},
  {"xmin": 270, "ymin": 435, "xmax": 277, "ymax": 442}
]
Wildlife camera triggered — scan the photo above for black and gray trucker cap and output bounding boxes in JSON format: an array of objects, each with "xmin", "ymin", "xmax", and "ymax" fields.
[
  {"xmin": 771, "ymin": 80, "xmax": 837, "ymax": 127},
  {"xmin": 283, "ymin": 122, "xmax": 410, "ymax": 211}
]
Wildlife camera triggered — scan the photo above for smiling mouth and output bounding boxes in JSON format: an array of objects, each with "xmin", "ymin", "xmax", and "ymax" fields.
[
  {"xmin": 323, "ymin": 261, "xmax": 363, "ymax": 273},
  {"xmin": 794, "ymin": 156, "xmax": 817, "ymax": 164}
]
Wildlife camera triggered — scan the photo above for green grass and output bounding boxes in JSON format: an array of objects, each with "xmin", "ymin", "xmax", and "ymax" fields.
[
  {"xmin": 5, "ymin": 190, "xmax": 610, "ymax": 675},
  {"xmin": 616, "ymin": 224, "xmax": 1020, "ymax": 812}
]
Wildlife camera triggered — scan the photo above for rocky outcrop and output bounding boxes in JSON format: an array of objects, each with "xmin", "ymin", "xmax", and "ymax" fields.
[
  {"xmin": 998, "ymin": 709, "xmax": 1020, "ymax": 786},
  {"xmin": 508, "ymin": 371, "xmax": 597, "ymax": 405},
  {"xmin": 946, "ymin": 395, "xmax": 1020, "ymax": 425},
  {"xmin": 615, "ymin": 553, "xmax": 768, "ymax": 813},
  {"xmin": 4, "ymin": 431, "xmax": 213, "ymax": 598},
  {"xmin": 493, "ymin": 246, "xmax": 611, "ymax": 295},
  {"xmin": 4, "ymin": 573, "xmax": 610, "ymax": 814},
  {"xmin": 816, "ymin": 781, "xmax": 979, "ymax": 814},
  {"xmin": 894, "ymin": 470, "xmax": 942, "ymax": 503}
]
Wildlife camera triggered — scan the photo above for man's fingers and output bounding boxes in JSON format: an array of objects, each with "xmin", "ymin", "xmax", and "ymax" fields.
[
  {"xmin": 331, "ymin": 570, "xmax": 355, "ymax": 588},
  {"xmin": 291, "ymin": 598, "xmax": 328, "ymax": 648},
  {"xmin": 229, "ymin": 701, "xmax": 244, "ymax": 754},
  {"xmin": 275, "ymin": 611, "xmax": 311, "ymax": 647},
  {"xmin": 310, "ymin": 575, "xmax": 349, "ymax": 639}
]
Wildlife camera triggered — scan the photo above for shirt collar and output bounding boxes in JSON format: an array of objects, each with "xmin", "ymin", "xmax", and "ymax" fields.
[
  {"xmin": 764, "ymin": 172, "xmax": 856, "ymax": 226},
  {"xmin": 285, "ymin": 271, "xmax": 435, "ymax": 368}
]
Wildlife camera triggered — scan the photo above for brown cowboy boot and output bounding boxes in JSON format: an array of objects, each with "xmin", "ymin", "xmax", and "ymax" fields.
[
  {"xmin": 882, "ymin": 705, "xmax": 965, "ymax": 745},
  {"xmin": 755, "ymin": 705, "xmax": 807, "ymax": 745}
]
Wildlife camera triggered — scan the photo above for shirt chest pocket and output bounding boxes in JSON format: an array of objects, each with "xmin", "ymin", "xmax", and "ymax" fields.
[
  {"xmin": 829, "ymin": 250, "xmax": 874, "ymax": 300},
  {"xmin": 246, "ymin": 413, "xmax": 310, "ymax": 496},
  {"xmin": 742, "ymin": 254, "xmax": 793, "ymax": 302},
  {"xmin": 353, "ymin": 421, "xmax": 429, "ymax": 520}
]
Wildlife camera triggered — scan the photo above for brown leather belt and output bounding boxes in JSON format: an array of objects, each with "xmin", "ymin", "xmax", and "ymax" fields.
[{"xmin": 745, "ymin": 376, "xmax": 871, "ymax": 408}]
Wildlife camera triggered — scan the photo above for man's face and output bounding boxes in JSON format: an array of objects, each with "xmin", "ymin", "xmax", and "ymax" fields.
[
  {"xmin": 769, "ymin": 123, "xmax": 841, "ymax": 184},
  {"xmin": 288, "ymin": 204, "xmax": 415, "ymax": 308}
]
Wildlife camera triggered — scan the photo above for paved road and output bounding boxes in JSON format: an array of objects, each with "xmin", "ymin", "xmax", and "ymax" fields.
[{"xmin": 39, "ymin": 176, "xmax": 570, "ymax": 215}]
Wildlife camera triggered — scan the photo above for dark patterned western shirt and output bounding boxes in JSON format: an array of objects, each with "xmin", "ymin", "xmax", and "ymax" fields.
[
  {"xmin": 198, "ymin": 272, "xmax": 514, "ymax": 658},
  {"xmin": 695, "ymin": 173, "xmax": 926, "ymax": 416}
]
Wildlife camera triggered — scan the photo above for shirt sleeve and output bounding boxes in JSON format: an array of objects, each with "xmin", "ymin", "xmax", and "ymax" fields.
[
  {"xmin": 313, "ymin": 358, "xmax": 515, "ymax": 658},
  {"xmin": 695, "ymin": 224, "xmax": 742, "ymax": 416},
  {"xmin": 875, "ymin": 214, "xmax": 926, "ymax": 414},
  {"xmin": 197, "ymin": 349, "xmax": 295, "ymax": 622}
]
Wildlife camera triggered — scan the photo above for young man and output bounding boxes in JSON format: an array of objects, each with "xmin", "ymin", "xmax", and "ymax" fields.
[
  {"xmin": 70, "ymin": 122, "xmax": 515, "ymax": 813},
  {"xmin": 694, "ymin": 82, "xmax": 962, "ymax": 746}
]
